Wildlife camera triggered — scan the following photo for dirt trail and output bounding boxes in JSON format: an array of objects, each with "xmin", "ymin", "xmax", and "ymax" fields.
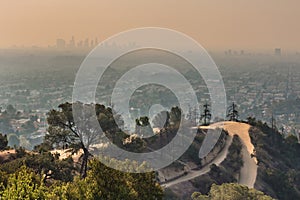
[
  {"xmin": 163, "ymin": 136, "xmax": 232, "ymax": 188},
  {"xmin": 211, "ymin": 121, "xmax": 257, "ymax": 188},
  {"xmin": 163, "ymin": 121, "xmax": 257, "ymax": 188}
]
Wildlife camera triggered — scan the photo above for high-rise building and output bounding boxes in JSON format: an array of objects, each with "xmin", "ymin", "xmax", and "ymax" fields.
[
  {"xmin": 275, "ymin": 48, "xmax": 281, "ymax": 56},
  {"xmin": 228, "ymin": 49, "xmax": 232, "ymax": 55},
  {"xmin": 84, "ymin": 38, "xmax": 89, "ymax": 48},
  {"xmin": 69, "ymin": 36, "xmax": 75, "ymax": 48},
  {"xmin": 56, "ymin": 38, "xmax": 66, "ymax": 49},
  {"xmin": 77, "ymin": 40, "xmax": 83, "ymax": 48},
  {"xmin": 91, "ymin": 40, "xmax": 94, "ymax": 48}
]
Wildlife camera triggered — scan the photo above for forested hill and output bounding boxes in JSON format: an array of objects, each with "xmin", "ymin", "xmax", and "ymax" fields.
[
  {"xmin": 248, "ymin": 119, "xmax": 300, "ymax": 200},
  {"xmin": 165, "ymin": 120, "xmax": 300, "ymax": 200},
  {"xmin": 0, "ymin": 105, "xmax": 299, "ymax": 199}
]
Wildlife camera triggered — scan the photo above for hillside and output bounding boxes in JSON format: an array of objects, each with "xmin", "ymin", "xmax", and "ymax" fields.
[
  {"xmin": 163, "ymin": 121, "xmax": 300, "ymax": 199},
  {"xmin": 162, "ymin": 121, "xmax": 256, "ymax": 199},
  {"xmin": 1, "ymin": 120, "xmax": 299, "ymax": 200},
  {"xmin": 210, "ymin": 121, "xmax": 257, "ymax": 187},
  {"xmin": 248, "ymin": 120, "xmax": 300, "ymax": 200}
]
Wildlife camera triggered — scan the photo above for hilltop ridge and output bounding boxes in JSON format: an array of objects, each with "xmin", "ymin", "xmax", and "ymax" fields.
[{"xmin": 163, "ymin": 120, "xmax": 300, "ymax": 199}]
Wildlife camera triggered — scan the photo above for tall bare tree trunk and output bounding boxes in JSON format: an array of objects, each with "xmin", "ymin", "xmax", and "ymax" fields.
[{"xmin": 80, "ymin": 147, "xmax": 89, "ymax": 178}]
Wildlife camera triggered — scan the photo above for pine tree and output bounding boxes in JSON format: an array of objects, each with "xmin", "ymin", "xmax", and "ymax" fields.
[
  {"xmin": 227, "ymin": 102, "xmax": 239, "ymax": 121},
  {"xmin": 201, "ymin": 103, "xmax": 212, "ymax": 126}
]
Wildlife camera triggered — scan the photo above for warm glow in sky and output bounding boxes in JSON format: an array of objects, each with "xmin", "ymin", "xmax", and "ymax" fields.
[{"xmin": 0, "ymin": 0, "xmax": 299, "ymax": 50}]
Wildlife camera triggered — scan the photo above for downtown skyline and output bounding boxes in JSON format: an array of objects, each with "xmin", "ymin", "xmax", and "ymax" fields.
[{"xmin": 0, "ymin": 0, "xmax": 300, "ymax": 51}]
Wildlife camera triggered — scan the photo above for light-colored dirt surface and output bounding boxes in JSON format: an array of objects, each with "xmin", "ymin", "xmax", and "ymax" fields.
[
  {"xmin": 50, "ymin": 149, "xmax": 82, "ymax": 162},
  {"xmin": 163, "ymin": 121, "xmax": 258, "ymax": 189},
  {"xmin": 163, "ymin": 136, "xmax": 233, "ymax": 188},
  {"xmin": 239, "ymin": 145, "xmax": 258, "ymax": 187},
  {"xmin": 0, "ymin": 149, "xmax": 16, "ymax": 162},
  {"xmin": 0, "ymin": 149, "xmax": 80, "ymax": 162},
  {"xmin": 211, "ymin": 121, "xmax": 258, "ymax": 188},
  {"xmin": 211, "ymin": 122, "xmax": 256, "ymax": 161},
  {"xmin": 0, "ymin": 149, "xmax": 37, "ymax": 162}
]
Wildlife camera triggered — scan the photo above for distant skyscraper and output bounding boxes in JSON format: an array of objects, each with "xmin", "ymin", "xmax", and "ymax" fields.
[
  {"xmin": 228, "ymin": 49, "xmax": 232, "ymax": 55},
  {"xmin": 69, "ymin": 36, "xmax": 75, "ymax": 48},
  {"xmin": 56, "ymin": 38, "xmax": 66, "ymax": 49},
  {"xmin": 91, "ymin": 40, "xmax": 94, "ymax": 48},
  {"xmin": 84, "ymin": 38, "xmax": 89, "ymax": 48},
  {"xmin": 275, "ymin": 48, "xmax": 281, "ymax": 56},
  {"xmin": 78, "ymin": 40, "xmax": 84, "ymax": 48}
]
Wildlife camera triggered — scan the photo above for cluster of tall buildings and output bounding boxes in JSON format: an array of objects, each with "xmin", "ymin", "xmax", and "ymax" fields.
[
  {"xmin": 56, "ymin": 36, "xmax": 99, "ymax": 49},
  {"xmin": 224, "ymin": 48, "xmax": 283, "ymax": 56},
  {"xmin": 274, "ymin": 48, "xmax": 281, "ymax": 56}
]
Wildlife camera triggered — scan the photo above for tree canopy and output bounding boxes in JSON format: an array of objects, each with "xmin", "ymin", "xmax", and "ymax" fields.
[
  {"xmin": 0, "ymin": 158, "xmax": 163, "ymax": 200},
  {"xmin": 46, "ymin": 102, "xmax": 125, "ymax": 178},
  {"xmin": 0, "ymin": 133, "xmax": 8, "ymax": 150},
  {"xmin": 191, "ymin": 183, "xmax": 273, "ymax": 200}
]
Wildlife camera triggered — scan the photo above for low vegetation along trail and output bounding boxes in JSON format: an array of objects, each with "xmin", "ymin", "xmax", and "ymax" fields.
[{"xmin": 163, "ymin": 121, "xmax": 258, "ymax": 189}]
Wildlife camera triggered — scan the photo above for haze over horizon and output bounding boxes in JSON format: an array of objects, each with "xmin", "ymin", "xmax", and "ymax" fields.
[{"xmin": 1, "ymin": 0, "xmax": 300, "ymax": 51}]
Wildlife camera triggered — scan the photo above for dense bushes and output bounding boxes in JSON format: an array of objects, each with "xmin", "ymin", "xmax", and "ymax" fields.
[
  {"xmin": 248, "ymin": 119, "xmax": 300, "ymax": 200},
  {"xmin": 221, "ymin": 135, "xmax": 243, "ymax": 175},
  {"xmin": 191, "ymin": 183, "xmax": 273, "ymax": 200},
  {"xmin": 0, "ymin": 133, "xmax": 8, "ymax": 150},
  {"xmin": 0, "ymin": 158, "xmax": 163, "ymax": 200},
  {"xmin": 189, "ymin": 135, "xmax": 244, "ymax": 195}
]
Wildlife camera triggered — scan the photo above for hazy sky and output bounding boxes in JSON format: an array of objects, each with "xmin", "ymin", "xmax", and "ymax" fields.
[{"xmin": 0, "ymin": 0, "xmax": 299, "ymax": 50}]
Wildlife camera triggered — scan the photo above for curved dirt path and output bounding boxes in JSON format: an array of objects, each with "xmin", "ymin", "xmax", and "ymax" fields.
[
  {"xmin": 163, "ymin": 121, "xmax": 257, "ymax": 188},
  {"xmin": 211, "ymin": 121, "xmax": 257, "ymax": 188},
  {"xmin": 163, "ymin": 135, "xmax": 232, "ymax": 188}
]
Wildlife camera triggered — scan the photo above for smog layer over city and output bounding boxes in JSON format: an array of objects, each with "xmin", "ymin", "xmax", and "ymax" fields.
[{"xmin": 0, "ymin": 1, "xmax": 299, "ymax": 200}]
